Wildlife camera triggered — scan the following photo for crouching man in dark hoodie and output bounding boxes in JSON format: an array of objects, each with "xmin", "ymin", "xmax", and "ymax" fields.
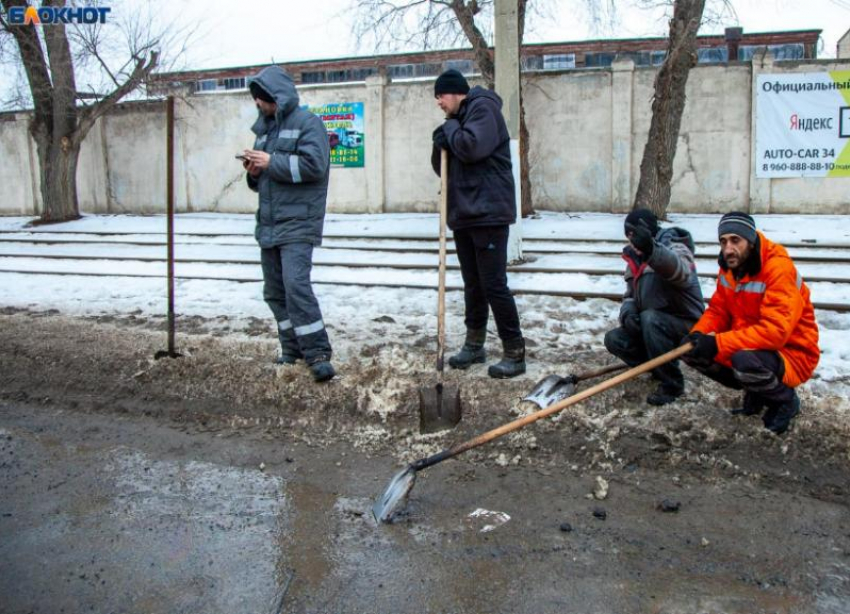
[
  {"xmin": 241, "ymin": 66, "xmax": 335, "ymax": 382},
  {"xmin": 604, "ymin": 209, "xmax": 705, "ymax": 405},
  {"xmin": 431, "ymin": 69, "xmax": 526, "ymax": 379}
]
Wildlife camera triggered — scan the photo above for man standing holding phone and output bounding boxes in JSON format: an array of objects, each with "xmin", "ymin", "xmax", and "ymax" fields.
[{"xmin": 242, "ymin": 66, "xmax": 335, "ymax": 382}]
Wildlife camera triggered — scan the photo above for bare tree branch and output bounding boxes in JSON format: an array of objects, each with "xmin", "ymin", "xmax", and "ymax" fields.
[
  {"xmin": 0, "ymin": 0, "xmax": 200, "ymax": 222},
  {"xmin": 75, "ymin": 50, "xmax": 158, "ymax": 148}
]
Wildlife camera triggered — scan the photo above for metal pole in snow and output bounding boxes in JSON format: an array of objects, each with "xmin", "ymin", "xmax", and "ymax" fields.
[{"xmin": 166, "ymin": 96, "xmax": 176, "ymax": 356}]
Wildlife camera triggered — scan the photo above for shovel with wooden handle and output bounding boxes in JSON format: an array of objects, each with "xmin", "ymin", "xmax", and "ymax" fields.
[
  {"xmin": 523, "ymin": 363, "xmax": 628, "ymax": 409},
  {"xmin": 374, "ymin": 342, "xmax": 693, "ymax": 523},
  {"xmin": 418, "ymin": 148, "xmax": 462, "ymax": 434}
]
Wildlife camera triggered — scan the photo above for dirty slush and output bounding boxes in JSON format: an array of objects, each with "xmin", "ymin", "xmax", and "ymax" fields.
[{"xmin": 1, "ymin": 309, "xmax": 848, "ymax": 613}]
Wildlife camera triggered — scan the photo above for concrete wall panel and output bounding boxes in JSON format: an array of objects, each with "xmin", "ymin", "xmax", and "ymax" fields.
[{"xmin": 3, "ymin": 58, "xmax": 849, "ymax": 217}]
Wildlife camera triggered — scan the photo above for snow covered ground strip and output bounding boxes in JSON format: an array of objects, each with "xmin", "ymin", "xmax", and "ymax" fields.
[
  {"xmin": 1, "ymin": 211, "xmax": 849, "ymax": 395},
  {"xmin": 2, "ymin": 211, "xmax": 850, "ymax": 245}
]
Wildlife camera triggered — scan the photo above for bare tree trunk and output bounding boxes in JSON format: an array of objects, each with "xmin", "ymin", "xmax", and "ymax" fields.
[
  {"xmin": 2, "ymin": 0, "xmax": 159, "ymax": 223},
  {"xmin": 34, "ymin": 135, "xmax": 81, "ymax": 223},
  {"xmin": 633, "ymin": 0, "xmax": 706, "ymax": 219},
  {"xmin": 519, "ymin": 100, "xmax": 533, "ymax": 216},
  {"xmin": 450, "ymin": 0, "xmax": 494, "ymax": 85}
]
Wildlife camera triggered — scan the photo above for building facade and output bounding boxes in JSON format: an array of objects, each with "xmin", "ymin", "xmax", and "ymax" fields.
[{"xmin": 149, "ymin": 28, "xmax": 821, "ymax": 96}]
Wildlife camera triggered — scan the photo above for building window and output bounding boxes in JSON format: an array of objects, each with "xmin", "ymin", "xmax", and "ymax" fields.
[
  {"xmin": 326, "ymin": 70, "xmax": 349, "ymax": 83},
  {"xmin": 543, "ymin": 54, "xmax": 576, "ymax": 70},
  {"xmin": 195, "ymin": 79, "xmax": 218, "ymax": 92},
  {"xmin": 650, "ymin": 50, "xmax": 667, "ymax": 66},
  {"xmin": 415, "ymin": 63, "xmax": 442, "ymax": 77},
  {"xmin": 584, "ymin": 52, "xmax": 616, "ymax": 68},
  {"xmin": 301, "ymin": 71, "xmax": 326, "ymax": 84},
  {"xmin": 444, "ymin": 59, "xmax": 474, "ymax": 74},
  {"xmin": 351, "ymin": 67, "xmax": 377, "ymax": 80},
  {"xmin": 697, "ymin": 46, "xmax": 729, "ymax": 63},
  {"xmin": 522, "ymin": 55, "xmax": 543, "ymax": 71},
  {"xmin": 388, "ymin": 64, "xmax": 414, "ymax": 78},
  {"xmin": 738, "ymin": 43, "xmax": 805, "ymax": 61},
  {"xmin": 221, "ymin": 77, "xmax": 245, "ymax": 90}
]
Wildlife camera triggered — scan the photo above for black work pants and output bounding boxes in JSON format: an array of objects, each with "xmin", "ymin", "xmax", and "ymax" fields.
[
  {"xmin": 453, "ymin": 225, "xmax": 522, "ymax": 342},
  {"xmin": 684, "ymin": 349, "xmax": 795, "ymax": 406},
  {"xmin": 604, "ymin": 309, "xmax": 693, "ymax": 392}
]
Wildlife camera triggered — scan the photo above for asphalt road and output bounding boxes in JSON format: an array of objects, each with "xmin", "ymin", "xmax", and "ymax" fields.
[{"xmin": 2, "ymin": 402, "xmax": 849, "ymax": 614}]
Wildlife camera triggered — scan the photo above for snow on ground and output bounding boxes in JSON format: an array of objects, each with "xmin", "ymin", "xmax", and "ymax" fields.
[
  {"xmin": 2, "ymin": 210, "xmax": 850, "ymax": 245},
  {"xmin": 1, "ymin": 211, "xmax": 849, "ymax": 396}
]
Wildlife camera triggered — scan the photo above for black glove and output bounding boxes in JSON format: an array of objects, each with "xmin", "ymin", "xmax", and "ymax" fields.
[
  {"xmin": 681, "ymin": 332, "xmax": 718, "ymax": 363},
  {"xmin": 432, "ymin": 125, "xmax": 449, "ymax": 150},
  {"xmin": 623, "ymin": 312, "xmax": 641, "ymax": 336},
  {"xmin": 625, "ymin": 220, "xmax": 654, "ymax": 257}
]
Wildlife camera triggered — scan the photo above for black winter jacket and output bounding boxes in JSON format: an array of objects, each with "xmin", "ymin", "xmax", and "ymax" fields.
[
  {"xmin": 431, "ymin": 87, "xmax": 516, "ymax": 231},
  {"xmin": 619, "ymin": 226, "xmax": 705, "ymax": 325},
  {"xmin": 247, "ymin": 66, "xmax": 330, "ymax": 248}
]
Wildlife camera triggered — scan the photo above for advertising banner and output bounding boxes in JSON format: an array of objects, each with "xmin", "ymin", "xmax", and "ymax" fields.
[
  {"xmin": 755, "ymin": 72, "xmax": 850, "ymax": 178},
  {"xmin": 308, "ymin": 102, "xmax": 365, "ymax": 168}
]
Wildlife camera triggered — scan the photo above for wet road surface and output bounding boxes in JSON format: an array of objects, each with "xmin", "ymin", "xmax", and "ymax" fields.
[{"xmin": 1, "ymin": 402, "xmax": 848, "ymax": 614}]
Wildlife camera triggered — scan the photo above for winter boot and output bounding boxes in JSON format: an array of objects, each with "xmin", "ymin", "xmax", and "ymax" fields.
[
  {"xmin": 488, "ymin": 337, "xmax": 526, "ymax": 379},
  {"xmin": 730, "ymin": 392, "xmax": 764, "ymax": 416},
  {"xmin": 646, "ymin": 384, "xmax": 683, "ymax": 406},
  {"xmin": 448, "ymin": 328, "xmax": 487, "ymax": 370},
  {"xmin": 309, "ymin": 357, "xmax": 336, "ymax": 383},
  {"xmin": 763, "ymin": 392, "xmax": 800, "ymax": 435},
  {"xmin": 275, "ymin": 331, "xmax": 302, "ymax": 365},
  {"xmin": 275, "ymin": 353, "xmax": 300, "ymax": 365}
]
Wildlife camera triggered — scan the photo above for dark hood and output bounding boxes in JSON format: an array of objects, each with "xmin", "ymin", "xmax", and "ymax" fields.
[
  {"xmin": 248, "ymin": 66, "xmax": 299, "ymax": 120},
  {"xmin": 657, "ymin": 226, "xmax": 695, "ymax": 254},
  {"xmin": 460, "ymin": 85, "xmax": 503, "ymax": 113}
]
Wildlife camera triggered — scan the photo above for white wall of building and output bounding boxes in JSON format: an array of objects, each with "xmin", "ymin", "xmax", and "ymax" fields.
[{"xmin": 2, "ymin": 56, "xmax": 849, "ymax": 217}]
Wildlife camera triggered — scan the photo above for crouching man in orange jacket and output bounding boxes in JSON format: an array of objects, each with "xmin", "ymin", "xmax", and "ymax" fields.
[{"xmin": 680, "ymin": 212, "xmax": 820, "ymax": 435}]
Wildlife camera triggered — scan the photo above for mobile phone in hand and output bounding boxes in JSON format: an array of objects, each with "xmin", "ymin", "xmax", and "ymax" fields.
[{"xmin": 235, "ymin": 154, "xmax": 247, "ymax": 160}]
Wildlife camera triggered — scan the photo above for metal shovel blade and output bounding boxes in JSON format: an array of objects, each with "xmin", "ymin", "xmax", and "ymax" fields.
[
  {"xmin": 418, "ymin": 382, "xmax": 462, "ymax": 434},
  {"xmin": 522, "ymin": 374, "xmax": 578, "ymax": 409},
  {"xmin": 372, "ymin": 465, "xmax": 417, "ymax": 523}
]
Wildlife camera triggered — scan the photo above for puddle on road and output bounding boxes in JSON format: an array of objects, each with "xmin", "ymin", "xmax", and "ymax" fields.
[{"xmin": 101, "ymin": 448, "xmax": 288, "ymax": 613}]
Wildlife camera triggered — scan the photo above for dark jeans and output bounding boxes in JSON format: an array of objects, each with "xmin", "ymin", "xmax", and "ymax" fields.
[
  {"xmin": 453, "ymin": 225, "xmax": 522, "ymax": 342},
  {"xmin": 604, "ymin": 309, "xmax": 693, "ymax": 392},
  {"xmin": 260, "ymin": 243, "xmax": 332, "ymax": 364},
  {"xmin": 684, "ymin": 349, "xmax": 795, "ymax": 406}
]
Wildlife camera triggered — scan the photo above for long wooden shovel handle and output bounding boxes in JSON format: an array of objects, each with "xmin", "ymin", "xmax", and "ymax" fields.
[
  {"xmin": 436, "ymin": 149, "xmax": 449, "ymax": 373},
  {"xmin": 413, "ymin": 342, "xmax": 694, "ymax": 471},
  {"xmin": 574, "ymin": 362, "xmax": 629, "ymax": 383}
]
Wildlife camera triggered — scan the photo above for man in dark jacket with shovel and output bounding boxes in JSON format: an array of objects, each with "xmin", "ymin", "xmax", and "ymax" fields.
[
  {"xmin": 430, "ymin": 69, "xmax": 526, "ymax": 379},
  {"xmin": 604, "ymin": 209, "xmax": 704, "ymax": 405},
  {"xmin": 241, "ymin": 66, "xmax": 335, "ymax": 382}
]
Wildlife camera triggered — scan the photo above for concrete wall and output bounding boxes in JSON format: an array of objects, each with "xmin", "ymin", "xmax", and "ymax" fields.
[
  {"xmin": 0, "ymin": 113, "xmax": 40, "ymax": 215},
  {"xmin": 2, "ymin": 56, "xmax": 849, "ymax": 216}
]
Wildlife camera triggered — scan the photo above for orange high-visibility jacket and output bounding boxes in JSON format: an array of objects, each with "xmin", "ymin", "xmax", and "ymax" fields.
[{"xmin": 692, "ymin": 231, "xmax": 820, "ymax": 387}]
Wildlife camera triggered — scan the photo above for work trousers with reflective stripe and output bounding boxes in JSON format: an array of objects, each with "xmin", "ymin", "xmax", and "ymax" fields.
[
  {"xmin": 261, "ymin": 243, "xmax": 332, "ymax": 364},
  {"xmin": 684, "ymin": 349, "xmax": 795, "ymax": 406}
]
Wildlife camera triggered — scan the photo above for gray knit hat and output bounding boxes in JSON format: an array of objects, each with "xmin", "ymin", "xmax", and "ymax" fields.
[{"xmin": 718, "ymin": 212, "xmax": 757, "ymax": 244}]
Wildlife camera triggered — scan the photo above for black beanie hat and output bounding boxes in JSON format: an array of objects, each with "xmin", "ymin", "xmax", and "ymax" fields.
[
  {"xmin": 249, "ymin": 80, "xmax": 275, "ymax": 104},
  {"xmin": 624, "ymin": 208, "xmax": 659, "ymax": 237},
  {"xmin": 718, "ymin": 211, "xmax": 757, "ymax": 244},
  {"xmin": 434, "ymin": 69, "xmax": 470, "ymax": 97}
]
